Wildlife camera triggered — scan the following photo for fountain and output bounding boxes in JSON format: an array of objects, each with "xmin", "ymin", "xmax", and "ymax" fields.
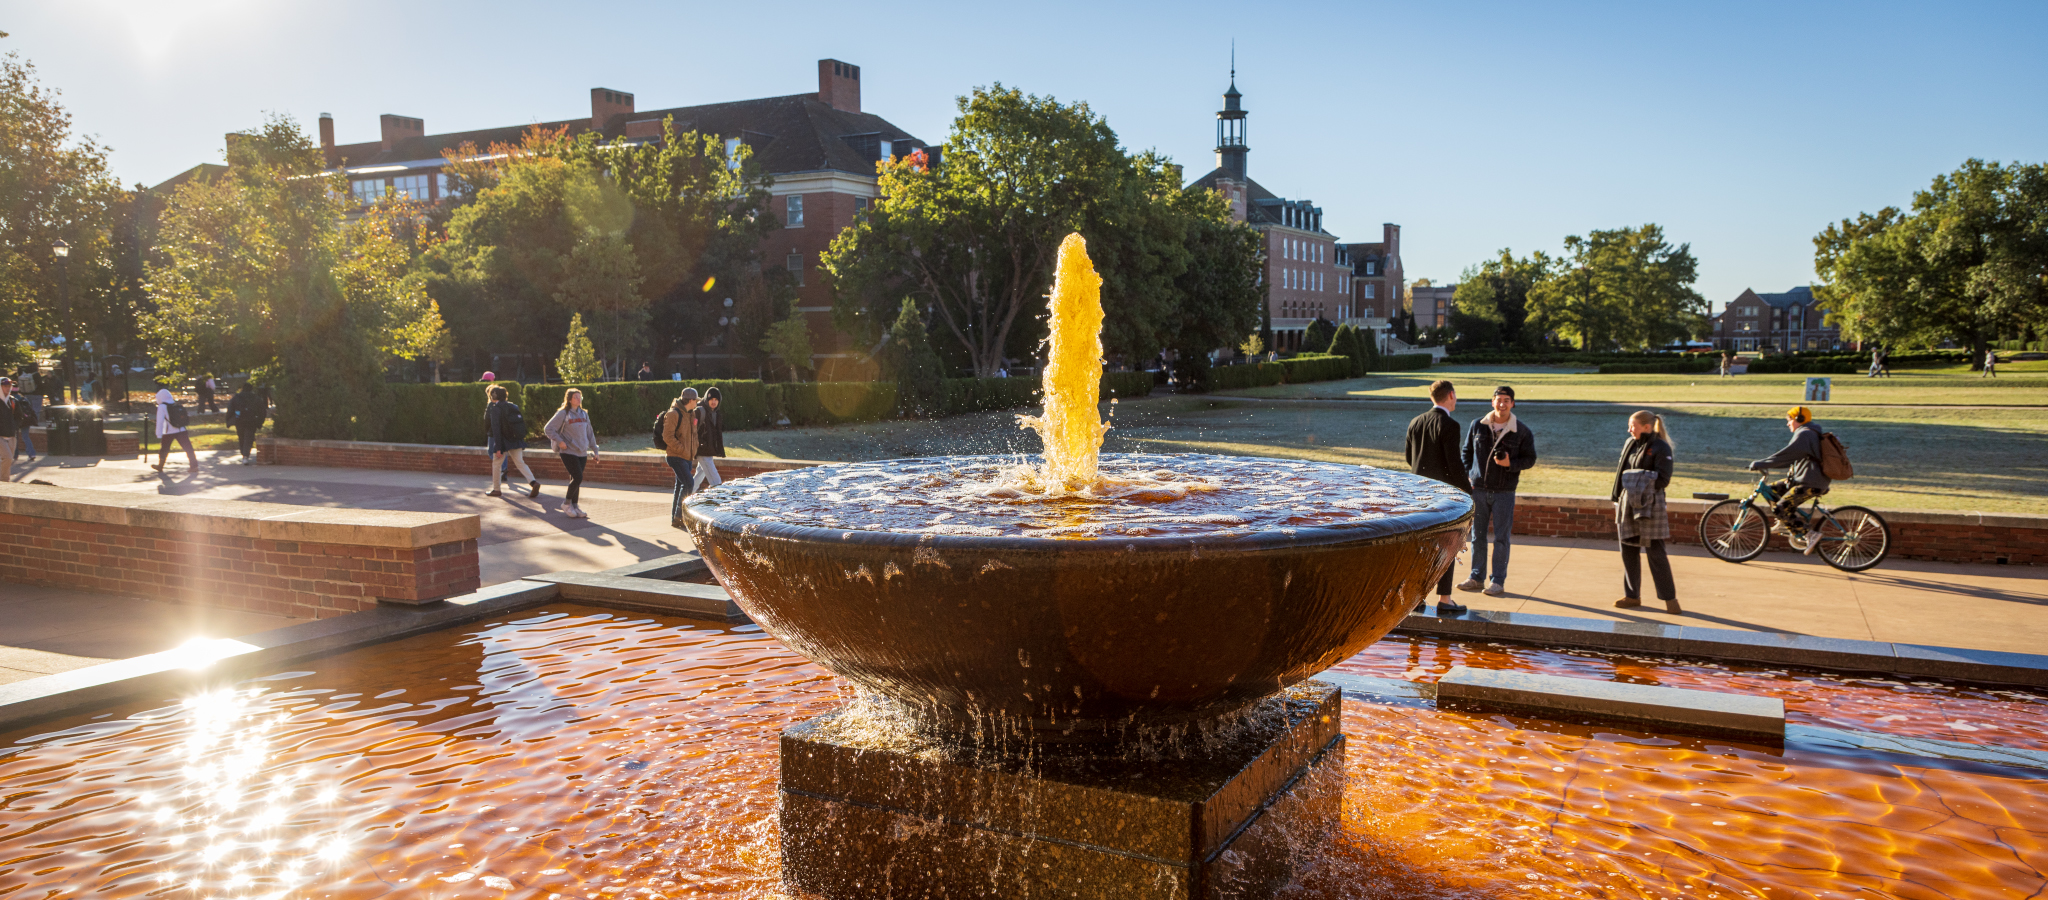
[{"xmin": 682, "ymin": 234, "xmax": 1470, "ymax": 898}]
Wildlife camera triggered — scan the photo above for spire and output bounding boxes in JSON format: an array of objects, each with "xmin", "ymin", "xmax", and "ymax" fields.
[{"xmin": 1215, "ymin": 48, "xmax": 1248, "ymax": 178}]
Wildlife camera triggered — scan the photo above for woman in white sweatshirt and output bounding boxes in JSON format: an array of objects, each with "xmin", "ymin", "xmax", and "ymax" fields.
[
  {"xmin": 543, "ymin": 389, "xmax": 600, "ymax": 518},
  {"xmin": 152, "ymin": 387, "xmax": 199, "ymax": 473}
]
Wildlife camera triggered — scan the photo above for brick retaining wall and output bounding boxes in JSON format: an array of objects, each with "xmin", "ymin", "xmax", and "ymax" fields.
[
  {"xmin": 257, "ymin": 437, "xmax": 821, "ymax": 488},
  {"xmin": 0, "ymin": 483, "xmax": 481, "ymax": 620}
]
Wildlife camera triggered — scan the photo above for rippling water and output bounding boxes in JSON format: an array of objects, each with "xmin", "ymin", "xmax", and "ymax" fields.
[{"xmin": 2, "ymin": 607, "xmax": 2043, "ymax": 898}]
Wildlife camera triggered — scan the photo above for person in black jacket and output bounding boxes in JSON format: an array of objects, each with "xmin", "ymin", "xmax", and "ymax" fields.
[
  {"xmin": 1404, "ymin": 379, "xmax": 1472, "ymax": 614},
  {"xmin": 1613, "ymin": 411, "xmax": 1679, "ymax": 614},
  {"xmin": 484, "ymin": 384, "xmax": 540, "ymax": 498},
  {"xmin": 692, "ymin": 386, "xmax": 726, "ymax": 492},
  {"xmin": 0, "ymin": 376, "xmax": 29, "ymax": 482},
  {"xmin": 226, "ymin": 382, "xmax": 267, "ymax": 463},
  {"xmin": 1458, "ymin": 385, "xmax": 1537, "ymax": 596}
]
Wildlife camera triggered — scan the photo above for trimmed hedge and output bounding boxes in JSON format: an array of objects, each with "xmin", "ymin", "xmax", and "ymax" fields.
[
  {"xmin": 1377, "ymin": 353, "xmax": 1434, "ymax": 371},
  {"xmin": 1447, "ymin": 352, "xmax": 1697, "ymax": 367},
  {"xmin": 1101, "ymin": 371, "xmax": 1155, "ymax": 400},
  {"xmin": 770, "ymin": 382, "xmax": 898, "ymax": 427},
  {"xmin": 1210, "ymin": 361, "xmax": 1286, "ymax": 390},
  {"xmin": 942, "ymin": 377, "xmax": 1039, "ymax": 415},
  {"xmin": 382, "ymin": 382, "xmax": 523, "ymax": 446},
  {"xmin": 1598, "ymin": 361, "xmax": 1717, "ymax": 374},
  {"xmin": 523, "ymin": 380, "xmax": 772, "ymax": 436},
  {"xmin": 1280, "ymin": 353, "xmax": 1353, "ymax": 383}
]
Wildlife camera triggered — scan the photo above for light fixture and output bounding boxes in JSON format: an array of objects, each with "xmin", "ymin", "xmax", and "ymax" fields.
[
  {"xmin": 52, "ymin": 239, "xmax": 69, "ymax": 258},
  {"xmin": 723, "ymin": 298, "xmax": 734, "ymax": 308}
]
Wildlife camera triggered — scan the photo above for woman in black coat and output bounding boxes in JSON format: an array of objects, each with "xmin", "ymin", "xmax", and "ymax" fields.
[{"xmin": 1612, "ymin": 410, "xmax": 1678, "ymax": 614}]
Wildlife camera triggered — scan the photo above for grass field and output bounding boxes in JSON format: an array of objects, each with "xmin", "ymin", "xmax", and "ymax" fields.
[{"xmin": 1219, "ymin": 363, "xmax": 2048, "ymax": 406}]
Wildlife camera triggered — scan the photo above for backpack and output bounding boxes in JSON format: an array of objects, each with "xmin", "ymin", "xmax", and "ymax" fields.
[
  {"xmin": 165, "ymin": 401, "xmax": 189, "ymax": 429},
  {"xmin": 1819, "ymin": 432, "xmax": 1854, "ymax": 481},
  {"xmin": 499, "ymin": 404, "xmax": 525, "ymax": 445},
  {"xmin": 651, "ymin": 410, "xmax": 669, "ymax": 451}
]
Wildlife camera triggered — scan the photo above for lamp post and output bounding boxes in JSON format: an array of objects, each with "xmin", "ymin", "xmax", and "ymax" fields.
[{"xmin": 52, "ymin": 239, "xmax": 72, "ymax": 405}]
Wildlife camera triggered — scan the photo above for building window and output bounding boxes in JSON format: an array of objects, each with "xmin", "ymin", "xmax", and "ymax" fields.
[
  {"xmin": 786, "ymin": 252, "xmax": 804, "ymax": 286},
  {"xmin": 392, "ymin": 174, "xmax": 430, "ymax": 201},
  {"xmin": 1363, "ymin": 284, "xmax": 1376, "ymax": 300},
  {"xmin": 436, "ymin": 173, "xmax": 456, "ymax": 201},
  {"xmin": 1364, "ymin": 261, "xmax": 1377, "ymax": 276},
  {"xmin": 350, "ymin": 178, "xmax": 386, "ymax": 206},
  {"xmin": 786, "ymin": 194, "xmax": 804, "ymax": 227},
  {"xmin": 725, "ymin": 136, "xmax": 743, "ymax": 170},
  {"xmin": 855, "ymin": 197, "xmax": 869, "ymax": 211}
]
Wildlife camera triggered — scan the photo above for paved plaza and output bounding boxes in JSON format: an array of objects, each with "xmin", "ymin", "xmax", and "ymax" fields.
[{"xmin": 2, "ymin": 449, "xmax": 2044, "ymax": 685}]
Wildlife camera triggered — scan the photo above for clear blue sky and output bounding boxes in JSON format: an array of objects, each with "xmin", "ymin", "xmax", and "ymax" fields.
[{"xmin": 9, "ymin": 0, "xmax": 2045, "ymax": 310}]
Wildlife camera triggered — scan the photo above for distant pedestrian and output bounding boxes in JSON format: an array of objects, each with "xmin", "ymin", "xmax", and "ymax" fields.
[
  {"xmin": 151, "ymin": 387, "xmax": 199, "ymax": 474},
  {"xmin": 0, "ymin": 376, "xmax": 30, "ymax": 481},
  {"xmin": 1867, "ymin": 348, "xmax": 1881, "ymax": 378},
  {"xmin": 1876, "ymin": 347, "xmax": 1890, "ymax": 378},
  {"xmin": 636, "ymin": 362, "xmax": 656, "ymax": 381},
  {"xmin": 659, "ymin": 388, "xmax": 701, "ymax": 523},
  {"xmin": 81, "ymin": 372, "xmax": 97, "ymax": 404},
  {"xmin": 480, "ymin": 371, "xmax": 496, "ymax": 383},
  {"xmin": 1612, "ymin": 410, "xmax": 1679, "ymax": 615},
  {"xmin": 484, "ymin": 384, "xmax": 539, "ymax": 498},
  {"xmin": 1404, "ymin": 379, "xmax": 1472, "ymax": 615},
  {"xmin": 544, "ymin": 388, "xmax": 600, "ymax": 519},
  {"xmin": 226, "ymin": 382, "xmax": 266, "ymax": 463},
  {"xmin": 197, "ymin": 376, "xmax": 217, "ymax": 414},
  {"xmin": 1982, "ymin": 349, "xmax": 1998, "ymax": 378},
  {"xmin": 693, "ymin": 386, "xmax": 725, "ymax": 492},
  {"xmin": 1458, "ymin": 385, "xmax": 1536, "ymax": 597},
  {"xmin": 1720, "ymin": 352, "xmax": 1732, "ymax": 378}
]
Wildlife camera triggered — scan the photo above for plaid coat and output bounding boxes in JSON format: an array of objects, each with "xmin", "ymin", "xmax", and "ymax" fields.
[{"xmin": 1615, "ymin": 469, "xmax": 1670, "ymax": 544}]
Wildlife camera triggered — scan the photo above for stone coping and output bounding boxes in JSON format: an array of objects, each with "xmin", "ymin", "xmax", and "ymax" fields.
[
  {"xmin": 1435, "ymin": 665, "xmax": 1786, "ymax": 740},
  {"xmin": 262, "ymin": 436, "xmax": 828, "ymax": 471},
  {"xmin": 1514, "ymin": 491, "xmax": 2048, "ymax": 530},
  {"xmin": 0, "ymin": 482, "xmax": 478, "ymax": 549}
]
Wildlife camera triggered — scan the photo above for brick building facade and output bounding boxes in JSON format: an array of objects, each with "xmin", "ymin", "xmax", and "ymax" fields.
[
  {"xmin": 1409, "ymin": 283, "xmax": 1457, "ymax": 330},
  {"xmin": 286, "ymin": 59, "xmax": 925, "ymax": 380},
  {"xmin": 1188, "ymin": 76, "xmax": 1401, "ymax": 353},
  {"xmin": 1712, "ymin": 286, "xmax": 1849, "ymax": 353}
]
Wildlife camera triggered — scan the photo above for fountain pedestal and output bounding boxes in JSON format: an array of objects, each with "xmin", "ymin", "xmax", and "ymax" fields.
[{"xmin": 779, "ymin": 681, "xmax": 1344, "ymax": 900}]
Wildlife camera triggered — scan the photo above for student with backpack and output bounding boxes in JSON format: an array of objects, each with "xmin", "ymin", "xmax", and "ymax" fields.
[
  {"xmin": 1748, "ymin": 405, "xmax": 1844, "ymax": 553},
  {"xmin": 152, "ymin": 387, "xmax": 199, "ymax": 473},
  {"xmin": 226, "ymin": 382, "xmax": 267, "ymax": 463},
  {"xmin": 656, "ymin": 389, "xmax": 700, "ymax": 523},
  {"xmin": 485, "ymin": 384, "xmax": 540, "ymax": 498}
]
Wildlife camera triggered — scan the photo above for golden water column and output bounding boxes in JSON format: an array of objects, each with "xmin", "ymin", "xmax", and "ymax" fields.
[{"xmin": 1018, "ymin": 233, "xmax": 1109, "ymax": 492}]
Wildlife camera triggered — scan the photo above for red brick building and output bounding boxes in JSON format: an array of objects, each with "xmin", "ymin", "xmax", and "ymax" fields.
[
  {"xmin": 311, "ymin": 59, "xmax": 926, "ymax": 379},
  {"xmin": 1188, "ymin": 76, "xmax": 1401, "ymax": 353},
  {"xmin": 1711, "ymin": 286, "xmax": 1849, "ymax": 353}
]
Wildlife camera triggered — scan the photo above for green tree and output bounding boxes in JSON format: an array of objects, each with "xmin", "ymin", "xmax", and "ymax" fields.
[
  {"xmin": 1451, "ymin": 250, "xmax": 1548, "ymax": 350},
  {"xmin": 1525, "ymin": 225, "xmax": 1705, "ymax": 351},
  {"xmin": 1164, "ymin": 209, "xmax": 1263, "ymax": 365},
  {"xmin": 1814, "ymin": 159, "xmax": 2048, "ymax": 364},
  {"xmin": 1301, "ymin": 318, "xmax": 1337, "ymax": 353},
  {"xmin": 883, "ymin": 298, "xmax": 945, "ymax": 417},
  {"xmin": 824, "ymin": 86, "xmax": 1129, "ymax": 377},
  {"xmin": 1328, "ymin": 323, "xmax": 1366, "ymax": 376},
  {"xmin": 760, "ymin": 309, "xmax": 814, "ymax": 381},
  {"xmin": 0, "ymin": 51, "xmax": 123, "ymax": 378},
  {"xmin": 143, "ymin": 117, "xmax": 443, "ymax": 439},
  {"xmin": 556, "ymin": 313, "xmax": 602, "ymax": 382}
]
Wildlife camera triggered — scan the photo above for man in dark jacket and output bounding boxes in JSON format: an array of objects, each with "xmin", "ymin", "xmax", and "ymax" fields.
[
  {"xmin": 1750, "ymin": 405, "xmax": 1832, "ymax": 545},
  {"xmin": 0, "ymin": 376, "xmax": 27, "ymax": 482},
  {"xmin": 1458, "ymin": 385, "xmax": 1537, "ymax": 596},
  {"xmin": 692, "ymin": 386, "xmax": 726, "ymax": 491},
  {"xmin": 226, "ymin": 382, "xmax": 267, "ymax": 463},
  {"xmin": 1405, "ymin": 379, "xmax": 1472, "ymax": 613}
]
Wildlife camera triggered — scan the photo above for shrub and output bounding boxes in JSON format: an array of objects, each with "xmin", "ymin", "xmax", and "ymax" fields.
[
  {"xmin": 1209, "ymin": 360, "xmax": 1286, "ymax": 390},
  {"xmin": 769, "ymin": 382, "xmax": 899, "ymax": 426},
  {"xmin": 1280, "ymin": 353, "xmax": 1353, "ymax": 384},
  {"xmin": 382, "ymin": 382, "xmax": 522, "ymax": 446},
  {"xmin": 1302, "ymin": 319, "xmax": 1337, "ymax": 353},
  {"xmin": 1598, "ymin": 361, "xmax": 1716, "ymax": 374},
  {"xmin": 941, "ymin": 377, "xmax": 1039, "ymax": 416},
  {"xmin": 1377, "ymin": 353, "xmax": 1434, "ymax": 371},
  {"xmin": 1101, "ymin": 371, "xmax": 1154, "ymax": 400},
  {"xmin": 1328, "ymin": 324, "xmax": 1366, "ymax": 376},
  {"xmin": 523, "ymin": 380, "xmax": 772, "ymax": 436}
]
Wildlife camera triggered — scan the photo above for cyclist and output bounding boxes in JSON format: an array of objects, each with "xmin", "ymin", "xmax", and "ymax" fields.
[{"xmin": 1748, "ymin": 405, "xmax": 1832, "ymax": 550}]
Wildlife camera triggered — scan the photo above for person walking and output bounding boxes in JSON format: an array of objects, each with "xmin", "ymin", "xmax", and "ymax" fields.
[
  {"xmin": 544, "ymin": 388, "xmax": 600, "ymax": 518},
  {"xmin": 151, "ymin": 387, "xmax": 199, "ymax": 473},
  {"xmin": 659, "ymin": 389, "xmax": 701, "ymax": 523},
  {"xmin": 1748, "ymin": 405, "xmax": 1832, "ymax": 552},
  {"xmin": 1876, "ymin": 347, "xmax": 1890, "ymax": 378},
  {"xmin": 635, "ymin": 362, "xmax": 656, "ymax": 381},
  {"xmin": 1720, "ymin": 352, "xmax": 1733, "ymax": 378},
  {"xmin": 1868, "ymin": 348, "xmax": 1882, "ymax": 378},
  {"xmin": 693, "ymin": 386, "xmax": 725, "ymax": 493},
  {"xmin": 0, "ymin": 376, "xmax": 30, "ymax": 481},
  {"xmin": 1982, "ymin": 348, "xmax": 1998, "ymax": 378},
  {"xmin": 1457, "ymin": 385, "xmax": 1536, "ymax": 597},
  {"xmin": 1404, "ymin": 379, "xmax": 1472, "ymax": 614},
  {"xmin": 197, "ymin": 376, "xmax": 217, "ymax": 414},
  {"xmin": 226, "ymin": 382, "xmax": 266, "ymax": 463},
  {"xmin": 1613, "ymin": 410, "xmax": 1679, "ymax": 614},
  {"xmin": 485, "ymin": 384, "xmax": 540, "ymax": 498}
]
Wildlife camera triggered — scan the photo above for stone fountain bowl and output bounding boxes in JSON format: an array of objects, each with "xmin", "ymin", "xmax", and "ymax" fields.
[{"xmin": 682, "ymin": 454, "xmax": 1470, "ymax": 743}]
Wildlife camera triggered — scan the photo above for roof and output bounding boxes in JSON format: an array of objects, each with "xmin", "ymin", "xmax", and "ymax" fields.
[
  {"xmin": 1187, "ymin": 166, "xmax": 1331, "ymax": 232},
  {"xmin": 325, "ymin": 93, "xmax": 925, "ymax": 179},
  {"xmin": 1754, "ymin": 286, "xmax": 1816, "ymax": 309},
  {"xmin": 150, "ymin": 163, "xmax": 228, "ymax": 195}
]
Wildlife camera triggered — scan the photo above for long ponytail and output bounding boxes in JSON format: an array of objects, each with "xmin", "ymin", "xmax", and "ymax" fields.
[{"xmin": 1631, "ymin": 409, "xmax": 1675, "ymax": 451}]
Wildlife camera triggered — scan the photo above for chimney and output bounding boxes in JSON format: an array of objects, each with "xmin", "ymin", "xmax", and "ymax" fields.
[
  {"xmin": 379, "ymin": 114, "xmax": 424, "ymax": 152},
  {"xmin": 817, "ymin": 59, "xmax": 861, "ymax": 113},
  {"xmin": 591, "ymin": 88, "xmax": 634, "ymax": 133},
  {"xmin": 318, "ymin": 113, "xmax": 335, "ymax": 150}
]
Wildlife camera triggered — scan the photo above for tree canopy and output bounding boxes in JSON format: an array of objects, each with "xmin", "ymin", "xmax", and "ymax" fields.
[{"xmin": 1524, "ymin": 225, "xmax": 1706, "ymax": 350}]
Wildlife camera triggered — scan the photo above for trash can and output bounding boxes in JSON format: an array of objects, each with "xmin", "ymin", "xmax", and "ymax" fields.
[{"xmin": 45, "ymin": 404, "xmax": 107, "ymax": 456}]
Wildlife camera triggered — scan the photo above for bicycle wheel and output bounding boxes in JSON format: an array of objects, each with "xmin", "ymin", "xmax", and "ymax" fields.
[
  {"xmin": 1699, "ymin": 499, "xmax": 1769, "ymax": 563},
  {"xmin": 1814, "ymin": 506, "xmax": 1890, "ymax": 572}
]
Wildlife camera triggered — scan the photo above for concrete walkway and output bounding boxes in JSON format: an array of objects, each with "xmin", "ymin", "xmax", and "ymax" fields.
[{"xmin": 4, "ymin": 451, "xmax": 2044, "ymax": 678}]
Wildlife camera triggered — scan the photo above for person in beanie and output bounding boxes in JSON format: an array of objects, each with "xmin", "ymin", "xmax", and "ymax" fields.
[
  {"xmin": 544, "ymin": 388, "xmax": 600, "ymax": 518},
  {"xmin": 226, "ymin": 382, "xmax": 266, "ymax": 463},
  {"xmin": 1403, "ymin": 379, "xmax": 1472, "ymax": 615},
  {"xmin": 693, "ymin": 386, "xmax": 725, "ymax": 492},
  {"xmin": 660, "ymin": 389, "xmax": 700, "ymax": 522},
  {"xmin": 485, "ymin": 384, "xmax": 540, "ymax": 498},
  {"xmin": 1457, "ymin": 385, "xmax": 1537, "ymax": 597},
  {"xmin": 152, "ymin": 387, "xmax": 199, "ymax": 473}
]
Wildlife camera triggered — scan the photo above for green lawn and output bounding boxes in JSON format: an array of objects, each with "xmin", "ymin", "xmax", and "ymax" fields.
[{"xmin": 1219, "ymin": 364, "xmax": 2048, "ymax": 407}]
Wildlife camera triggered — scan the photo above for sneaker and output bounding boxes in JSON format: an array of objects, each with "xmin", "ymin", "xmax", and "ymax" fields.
[
  {"xmin": 529, "ymin": 480, "xmax": 543, "ymax": 499},
  {"xmin": 1435, "ymin": 598, "xmax": 1467, "ymax": 615},
  {"xmin": 1614, "ymin": 597, "xmax": 1643, "ymax": 609},
  {"xmin": 486, "ymin": 489, "xmax": 503, "ymax": 497},
  {"xmin": 1482, "ymin": 582, "xmax": 1505, "ymax": 596},
  {"xmin": 1454, "ymin": 578, "xmax": 1483, "ymax": 593}
]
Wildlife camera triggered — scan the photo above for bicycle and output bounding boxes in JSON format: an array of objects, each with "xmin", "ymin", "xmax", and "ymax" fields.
[{"xmin": 1695, "ymin": 470, "xmax": 1891, "ymax": 572}]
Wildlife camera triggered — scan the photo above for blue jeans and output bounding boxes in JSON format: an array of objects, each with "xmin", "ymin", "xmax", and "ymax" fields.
[
  {"xmin": 1469, "ymin": 489, "xmax": 1517, "ymax": 585},
  {"xmin": 666, "ymin": 457, "xmax": 695, "ymax": 522}
]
